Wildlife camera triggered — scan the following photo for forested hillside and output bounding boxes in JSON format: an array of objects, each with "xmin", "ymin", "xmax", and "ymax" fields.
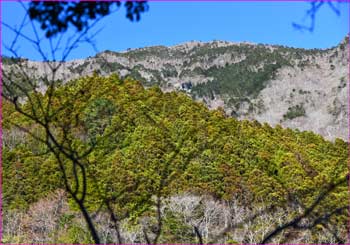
[
  {"xmin": 3, "ymin": 37, "xmax": 348, "ymax": 140},
  {"xmin": 3, "ymin": 74, "xmax": 348, "ymax": 244}
]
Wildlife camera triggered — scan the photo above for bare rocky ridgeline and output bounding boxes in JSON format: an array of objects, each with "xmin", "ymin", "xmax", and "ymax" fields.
[{"xmin": 3, "ymin": 37, "xmax": 349, "ymax": 141}]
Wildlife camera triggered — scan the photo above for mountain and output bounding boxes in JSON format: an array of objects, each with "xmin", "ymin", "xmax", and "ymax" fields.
[
  {"xmin": 3, "ymin": 75, "xmax": 348, "ymax": 243},
  {"xmin": 3, "ymin": 36, "xmax": 348, "ymax": 140}
]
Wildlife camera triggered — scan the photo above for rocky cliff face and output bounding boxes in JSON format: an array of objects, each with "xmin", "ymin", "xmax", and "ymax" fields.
[{"xmin": 3, "ymin": 37, "xmax": 348, "ymax": 140}]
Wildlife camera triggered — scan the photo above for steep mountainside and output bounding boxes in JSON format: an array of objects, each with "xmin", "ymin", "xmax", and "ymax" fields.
[
  {"xmin": 3, "ymin": 76, "xmax": 348, "ymax": 243},
  {"xmin": 3, "ymin": 37, "xmax": 348, "ymax": 140}
]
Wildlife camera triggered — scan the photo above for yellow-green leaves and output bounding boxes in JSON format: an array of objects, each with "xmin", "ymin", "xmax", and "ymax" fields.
[{"xmin": 3, "ymin": 74, "xmax": 347, "ymax": 228}]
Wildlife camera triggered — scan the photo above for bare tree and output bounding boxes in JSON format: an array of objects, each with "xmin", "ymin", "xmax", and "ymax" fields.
[
  {"xmin": 260, "ymin": 175, "xmax": 349, "ymax": 244},
  {"xmin": 2, "ymin": 3, "xmax": 200, "ymax": 243},
  {"xmin": 293, "ymin": 1, "xmax": 344, "ymax": 32},
  {"xmin": 2, "ymin": 2, "xmax": 148, "ymax": 243}
]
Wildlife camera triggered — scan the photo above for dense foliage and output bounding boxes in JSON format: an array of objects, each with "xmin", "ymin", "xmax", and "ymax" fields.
[
  {"xmin": 28, "ymin": 1, "xmax": 149, "ymax": 38},
  {"xmin": 3, "ymin": 74, "xmax": 348, "ymax": 243}
]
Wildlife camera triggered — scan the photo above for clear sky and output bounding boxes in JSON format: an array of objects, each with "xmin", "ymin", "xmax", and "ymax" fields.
[{"xmin": 2, "ymin": 1, "xmax": 349, "ymax": 61}]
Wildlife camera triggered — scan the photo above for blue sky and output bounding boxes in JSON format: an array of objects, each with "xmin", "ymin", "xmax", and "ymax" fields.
[{"xmin": 2, "ymin": 1, "xmax": 349, "ymax": 61}]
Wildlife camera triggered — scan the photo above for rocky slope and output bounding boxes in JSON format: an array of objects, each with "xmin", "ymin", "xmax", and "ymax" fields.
[{"xmin": 3, "ymin": 37, "xmax": 348, "ymax": 140}]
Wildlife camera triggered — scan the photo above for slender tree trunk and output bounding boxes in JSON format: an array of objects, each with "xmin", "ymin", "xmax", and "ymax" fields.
[
  {"xmin": 106, "ymin": 200, "xmax": 123, "ymax": 244},
  {"xmin": 76, "ymin": 199, "xmax": 101, "ymax": 244}
]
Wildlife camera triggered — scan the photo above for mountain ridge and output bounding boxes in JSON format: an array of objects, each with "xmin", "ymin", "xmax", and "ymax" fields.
[{"xmin": 3, "ymin": 36, "xmax": 348, "ymax": 140}]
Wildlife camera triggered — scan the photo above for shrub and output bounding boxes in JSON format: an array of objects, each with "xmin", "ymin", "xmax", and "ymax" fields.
[{"xmin": 283, "ymin": 104, "xmax": 306, "ymax": 120}]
